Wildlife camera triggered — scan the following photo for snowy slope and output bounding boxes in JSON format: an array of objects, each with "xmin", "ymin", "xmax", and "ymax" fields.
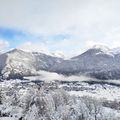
[
  {"xmin": 1, "ymin": 45, "xmax": 120, "ymax": 79},
  {"xmin": 111, "ymin": 47, "xmax": 120, "ymax": 54},
  {"xmin": 50, "ymin": 46, "xmax": 120, "ymax": 79},
  {"xmin": 0, "ymin": 49, "xmax": 63, "ymax": 79}
]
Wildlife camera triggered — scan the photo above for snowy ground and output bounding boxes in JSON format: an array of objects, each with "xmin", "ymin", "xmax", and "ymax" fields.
[
  {"xmin": 0, "ymin": 73, "xmax": 120, "ymax": 119},
  {"xmin": 25, "ymin": 71, "xmax": 120, "ymax": 101}
]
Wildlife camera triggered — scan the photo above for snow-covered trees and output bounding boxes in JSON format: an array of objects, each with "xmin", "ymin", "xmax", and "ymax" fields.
[
  {"xmin": 16, "ymin": 88, "xmax": 120, "ymax": 120},
  {"xmin": 0, "ymin": 90, "xmax": 2, "ymax": 105},
  {"xmin": 0, "ymin": 80, "xmax": 120, "ymax": 120}
]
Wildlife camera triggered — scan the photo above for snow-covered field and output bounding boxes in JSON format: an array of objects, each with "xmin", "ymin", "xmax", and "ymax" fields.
[
  {"xmin": 0, "ymin": 72, "xmax": 120, "ymax": 120},
  {"xmin": 24, "ymin": 71, "xmax": 120, "ymax": 101}
]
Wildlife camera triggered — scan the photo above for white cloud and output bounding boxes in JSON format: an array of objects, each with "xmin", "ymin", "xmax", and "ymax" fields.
[
  {"xmin": 0, "ymin": 39, "xmax": 9, "ymax": 52},
  {"xmin": 18, "ymin": 41, "xmax": 66, "ymax": 58},
  {"xmin": 1, "ymin": 0, "xmax": 120, "ymax": 56},
  {"xmin": 18, "ymin": 41, "xmax": 50, "ymax": 53},
  {"xmin": 29, "ymin": 70, "xmax": 92, "ymax": 82},
  {"xmin": 85, "ymin": 39, "xmax": 120, "ymax": 50},
  {"xmin": 85, "ymin": 40, "xmax": 107, "ymax": 48},
  {"xmin": 42, "ymin": 38, "xmax": 84, "ymax": 57},
  {"xmin": 0, "ymin": 0, "xmax": 120, "ymax": 36}
]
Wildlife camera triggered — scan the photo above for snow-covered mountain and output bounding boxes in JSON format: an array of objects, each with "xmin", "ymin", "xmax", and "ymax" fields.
[
  {"xmin": 1, "ymin": 45, "xmax": 120, "ymax": 79},
  {"xmin": 0, "ymin": 49, "xmax": 63, "ymax": 79},
  {"xmin": 50, "ymin": 45, "xmax": 120, "ymax": 79},
  {"xmin": 111, "ymin": 47, "xmax": 120, "ymax": 54}
]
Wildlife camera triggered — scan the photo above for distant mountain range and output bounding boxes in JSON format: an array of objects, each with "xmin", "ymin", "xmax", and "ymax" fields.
[{"xmin": 1, "ymin": 45, "xmax": 120, "ymax": 80}]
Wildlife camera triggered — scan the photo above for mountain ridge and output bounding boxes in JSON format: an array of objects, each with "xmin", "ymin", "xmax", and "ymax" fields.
[
  {"xmin": 50, "ymin": 45, "xmax": 120, "ymax": 79},
  {"xmin": 0, "ymin": 45, "xmax": 120, "ymax": 80},
  {"xmin": 0, "ymin": 48, "xmax": 63, "ymax": 79}
]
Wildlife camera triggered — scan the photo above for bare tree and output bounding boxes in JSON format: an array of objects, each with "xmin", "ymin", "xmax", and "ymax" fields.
[{"xmin": 82, "ymin": 96, "xmax": 102, "ymax": 120}]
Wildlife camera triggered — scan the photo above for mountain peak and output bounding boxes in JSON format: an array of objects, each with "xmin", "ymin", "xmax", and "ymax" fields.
[
  {"xmin": 7, "ymin": 48, "xmax": 25, "ymax": 54},
  {"xmin": 72, "ymin": 45, "xmax": 112, "ymax": 59},
  {"xmin": 91, "ymin": 45, "xmax": 110, "ymax": 52},
  {"xmin": 86, "ymin": 45, "xmax": 113, "ymax": 56}
]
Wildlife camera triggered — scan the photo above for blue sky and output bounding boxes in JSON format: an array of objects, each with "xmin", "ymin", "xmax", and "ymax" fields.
[
  {"xmin": 0, "ymin": 26, "xmax": 71, "ymax": 46},
  {"xmin": 0, "ymin": 27, "xmax": 30, "ymax": 47},
  {"xmin": 0, "ymin": 0, "xmax": 120, "ymax": 57},
  {"xmin": 0, "ymin": 26, "xmax": 73, "ymax": 55}
]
